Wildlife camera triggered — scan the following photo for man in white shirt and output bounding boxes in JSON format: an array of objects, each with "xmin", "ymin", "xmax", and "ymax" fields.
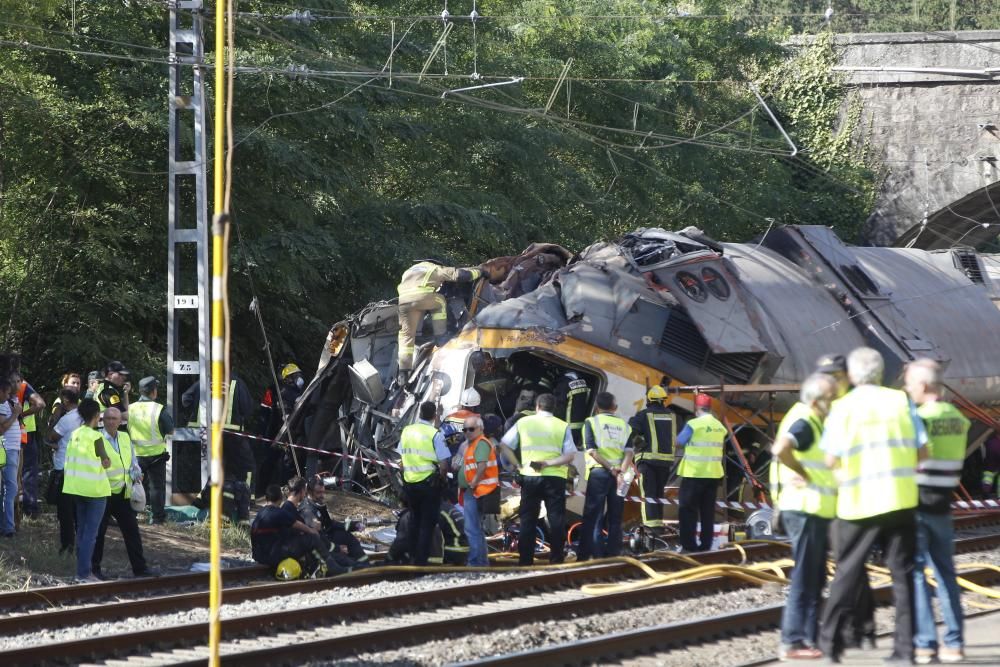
[{"xmin": 46, "ymin": 388, "xmax": 84, "ymax": 553}]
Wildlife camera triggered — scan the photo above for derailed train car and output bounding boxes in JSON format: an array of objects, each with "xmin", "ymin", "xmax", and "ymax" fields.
[{"xmin": 286, "ymin": 225, "xmax": 1000, "ymax": 504}]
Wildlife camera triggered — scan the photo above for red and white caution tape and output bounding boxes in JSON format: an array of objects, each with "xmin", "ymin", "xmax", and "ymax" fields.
[{"xmin": 225, "ymin": 429, "xmax": 1000, "ymax": 512}]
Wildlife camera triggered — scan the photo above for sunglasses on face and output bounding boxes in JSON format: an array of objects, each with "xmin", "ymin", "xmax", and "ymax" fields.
[{"xmin": 463, "ymin": 427, "xmax": 479, "ymax": 432}]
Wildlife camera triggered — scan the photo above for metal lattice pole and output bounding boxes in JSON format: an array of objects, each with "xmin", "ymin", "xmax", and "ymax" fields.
[{"xmin": 167, "ymin": 0, "xmax": 211, "ymax": 499}]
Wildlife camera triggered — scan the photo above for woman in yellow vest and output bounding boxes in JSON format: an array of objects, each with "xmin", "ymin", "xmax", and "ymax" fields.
[{"xmin": 62, "ymin": 398, "xmax": 112, "ymax": 582}]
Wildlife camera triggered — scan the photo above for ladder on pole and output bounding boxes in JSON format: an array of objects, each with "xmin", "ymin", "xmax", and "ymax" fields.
[{"xmin": 167, "ymin": 0, "xmax": 211, "ymax": 500}]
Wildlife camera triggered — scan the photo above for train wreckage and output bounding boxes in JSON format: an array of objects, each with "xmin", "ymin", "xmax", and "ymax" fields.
[{"xmin": 285, "ymin": 224, "xmax": 1000, "ymax": 512}]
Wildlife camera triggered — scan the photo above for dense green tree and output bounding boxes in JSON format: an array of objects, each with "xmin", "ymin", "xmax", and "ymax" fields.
[{"xmin": 1, "ymin": 0, "xmax": 876, "ymax": 393}]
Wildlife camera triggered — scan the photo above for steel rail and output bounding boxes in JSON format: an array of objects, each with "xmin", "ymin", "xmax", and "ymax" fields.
[
  {"xmin": 0, "ymin": 541, "xmax": 789, "ymax": 635},
  {"xmin": 7, "ymin": 533, "xmax": 1000, "ymax": 667},
  {"xmin": 459, "ymin": 571, "xmax": 1000, "ymax": 667}
]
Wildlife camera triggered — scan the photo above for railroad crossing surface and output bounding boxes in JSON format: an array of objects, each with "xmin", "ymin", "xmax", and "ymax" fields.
[{"xmin": 755, "ymin": 609, "xmax": 1000, "ymax": 666}]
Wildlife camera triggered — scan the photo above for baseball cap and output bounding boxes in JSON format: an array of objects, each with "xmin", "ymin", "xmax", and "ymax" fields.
[
  {"xmin": 105, "ymin": 360, "xmax": 129, "ymax": 375},
  {"xmin": 138, "ymin": 376, "xmax": 159, "ymax": 393},
  {"xmin": 815, "ymin": 354, "xmax": 847, "ymax": 374},
  {"xmin": 694, "ymin": 393, "xmax": 712, "ymax": 408}
]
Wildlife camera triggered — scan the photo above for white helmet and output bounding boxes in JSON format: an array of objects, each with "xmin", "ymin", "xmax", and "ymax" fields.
[
  {"xmin": 460, "ymin": 388, "xmax": 481, "ymax": 408},
  {"xmin": 130, "ymin": 483, "xmax": 147, "ymax": 513}
]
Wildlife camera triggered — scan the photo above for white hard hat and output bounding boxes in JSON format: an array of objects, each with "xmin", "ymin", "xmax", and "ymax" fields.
[
  {"xmin": 460, "ymin": 388, "xmax": 481, "ymax": 408},
  {"xmin": 130, "ymin": 483, "xmax": 147, "ymax": 513}
]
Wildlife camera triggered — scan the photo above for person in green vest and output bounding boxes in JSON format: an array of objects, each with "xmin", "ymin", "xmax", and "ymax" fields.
[
  {"xmin": 674, "ymin": 393, "xmax": 727, "ymax": 552},
  {"xmin": 577, "ymin": 391, "xmax": 633, "ymax": 561},
  {"xmin": 91, "ymin": 407, "xmax": 158, "ymax": 578},
  {"xmin": 61, "ymin": 398, "xmax": 112, "ymax": 582},
  {"xmin": 818, "ymin": 347, "xmax": 928, "ymax": 664},
  {"xmin": 499, "ymin": 392, "xmax": 577, "ymax": 565},
  {"xmin": 397, "ymin": 401, "xmax": 451, "ymax": 565},
  {"xmin": 770, "ymin": 373, "xmax": 838, "ymax": 661},
  {"xmin": 130, "ymin": 376, "xmax": 175, "ymax": 524},
  {"xmin": 904, "ymin": 358, "xmax": 970, "ymax": 665}
]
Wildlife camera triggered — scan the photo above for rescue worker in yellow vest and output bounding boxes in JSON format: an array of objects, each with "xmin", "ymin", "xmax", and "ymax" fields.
[
  {"xmin": 628, "ymin": 385, "xmax": 681, "ymax": 534},
  {"xmin": 130, "ymin": 377, "xmax": 175, "ymax": 525},
  {"xmin": 61, "ymin": 398, "xmax": 112, "ymax": 582},
  {"xmin": 396, "ymin": 260, "xmax": 484, "ymax": 382},
  {"xmin": 770, "ymin": 373, "xmax": 838, "ymax": 661},
  {"xmin": 398, "ymin": 401, "xmax": 451, "ymax": 566},
  {"xmin": 905, "ymin": 359, "xmax": 970, "ymax": 665},
  {"xmin": 460, "ymin": 415, "xmax": 499, "ymax": 567},
  {"xmin": 578, "ymin": 392, "xmax": 633, "ymax": 561},
  {"xmin": 499, "ymin": 393, "xmax": 577, "ymax": 565},
  {"xmin": 91, "ymin": 407, "xmax": 158, "ymax": 579},
  {"xmin": 818, "ymin": 347, "xmax": 928, "ymax": 664},
  {"xmin": 675, "ymin": 393, "xmax": 726, "ymax": 552}
]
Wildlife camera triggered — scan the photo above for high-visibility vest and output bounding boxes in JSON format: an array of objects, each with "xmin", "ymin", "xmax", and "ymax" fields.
[
  {"xmin": 835, "ymin": 386, "xmax": 919, "ymax": 521},
  {"xmin": 63, "ymin": 425, "xmax": 112, "ymax": 498},
  {"xmin": 400, "ymin": 422, "xmax": 439, "ymax": 484},
  {"xmin": 445, "ymin": 409, "xmax": 478, "ymax": 430},
  {"xmin": 102, "ymin": 430, "xmax": 135, "ymax": 498},
  {"xmin": 516, "ymin": 414, "xmax": 569, "ymax": 478},
  {"xmin": 916, "ymin": 400, "xmax": 969, "ymax": 490},
  {"xmin": 633, "ymin": 406, "xmax": 676, "ymax": 463},
  {"xmin": 770, "ymin": 402, "xmax": 837, "ymax": 519},
  {"xmin": 397, "ymin": 263, "xmax": 481, "ymax": 301},
  {"xmin": 130, "ymin": 400, "xmax": 167, "ymax": 457},
  {"xmin": 190, "ymin": 380, "xmax": 242, "ymax": 430},
  {"xmin": 985, "ymin": 470, "xmax": 998, "ymax": 491},
  {"xmin": 16, "ymin": 383, "xmax": 35, "ymax": 443},
  {"xmin": 564, "ymin": 379, "xmax": 591, "ymax": 433},
  {"xmin": 677, "ymin": 414, "xmax": 726, "ymax": 479},
  {"xmin": 584, "ymin": 413, "xmax": 631, "ymax": 476},
  {"xmin": 463, "ymin": 434, "xmax": 499, "ymax": 497}
]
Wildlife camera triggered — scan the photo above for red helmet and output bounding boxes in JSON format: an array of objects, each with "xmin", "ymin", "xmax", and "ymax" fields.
[{"xmin": 694, "ymin": 393, "xmax": 712, "ymax": 409}]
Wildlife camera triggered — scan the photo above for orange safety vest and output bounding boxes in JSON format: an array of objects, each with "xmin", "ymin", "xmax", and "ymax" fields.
[
  {"xmin": 445, "ymin": 409, "xmax": 479, "ymax": 429},
  {"xmin": 463, "ymin": 434, "xmax": 499, "ymax": 498}
]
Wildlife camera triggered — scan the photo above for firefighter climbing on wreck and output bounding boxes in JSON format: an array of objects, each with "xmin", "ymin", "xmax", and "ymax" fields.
[{"xmin": 395, "ymin": 260, "xmax": 486, "ymax": 384}]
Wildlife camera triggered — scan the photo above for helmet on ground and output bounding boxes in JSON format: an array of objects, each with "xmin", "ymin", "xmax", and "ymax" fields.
[
  {"xmin": 694, "ymin": 393, "xmax": 712, "ymax": 409},
  {"xmin": 646, "ymin": 385, "xmax": 668, "ymax": 403},
  {"xmin": 129, "ymin": 483, "xmax": 147, "ymax": 513},
  {"xmin": 281, "ymin": 363, "xmax": 302, "ymax": 380},
  {"xmin": 275, "ymin": 558, "xmax": 302, "ymax": 580},
  {"xmin": 460, "ymin": 388, "xmax": 481, "ymax": 408}
]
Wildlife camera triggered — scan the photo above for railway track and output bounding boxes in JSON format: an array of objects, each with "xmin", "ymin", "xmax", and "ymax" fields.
[{"xmin": 4, "ymin": 528, "xmax": 999, "ymax": 667}]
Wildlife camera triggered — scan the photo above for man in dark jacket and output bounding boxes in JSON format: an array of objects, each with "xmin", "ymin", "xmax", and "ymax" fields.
[{"xmin": 298, "ymin": 476, "xmax": 368, "ymax": 567}]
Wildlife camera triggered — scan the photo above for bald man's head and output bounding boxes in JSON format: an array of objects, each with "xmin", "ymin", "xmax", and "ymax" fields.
[{"xmin": 103, "ymin": 406, "xmax": 122, "ymax": 434}]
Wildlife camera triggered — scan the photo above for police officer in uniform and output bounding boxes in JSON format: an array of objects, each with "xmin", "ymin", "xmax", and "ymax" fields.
[
  {"xmin": 129, "ymin": 377, "xmax": 175, "ymax": 524},
  {"xmin": 675, "ymin": 393, "xmax": 727, "ymax": 552},
  {"xmin": 499, "ymin": 393, "xmax": 577, "ymax": 565},
  {"xmin": 628, "ymin": 385, "xmax": 681, "ymax": 534},
  {"xmin": 94, "ymin": 361, "xmax": 130, "ymax": 425},
  {"xmin": 578, "ymin": 392, "xmax": 633, "ymax": 561},
  {"xmin": 818, "ymin": 347, "xmax": 928, "ymax": 664},
  {"xmin": 398, "ymin": 401, "xmax": 451, "ymax": 566}
]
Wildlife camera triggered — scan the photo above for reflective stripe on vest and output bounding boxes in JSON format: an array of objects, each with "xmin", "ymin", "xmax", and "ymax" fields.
[
  {"xmin": 130, "ymin": 400, "xmax": 166, "ymax": 457},
  {"xmin": 190, "ymin": 380, "xmax": 241, "ymax": 430},
  {"xmin": 516, "ymin": 414, "xmax": 569, "ymax": 478},
  {"xmin": 565, "ymin": 382, "xmax": 590, "ymax": 430},
  {"xmin": 585, "ymin": 413, "xmax": 631, "ymax": 477},
  {"xmin": 637, "ymin": 409, "xmax": 676, "ymax": 462},
  {"xmin": 463, "ymin": 435, "xmax": 499, "ymax": 497},
  {"xmin": 401, "ymin": 422, "xmax": 439, "ymax": 483},
  {"xmin": 397, "ymin": 262, "xmax": 441, "ymax": 300},
  {"xmin": 834, "ymin": 387, "xmax": 918, "ymax": 521},
  {"xmin": 677, "ymin": 414, "xmax": 725, "ymax": 479},
  {"xmin": 102, "ymin": 430, "xmax": 135, "ymax": 498},
  {"xmin": 16, "ymin": 383, "xmax": 34, "ymax": 441},
  {"xmin": 770, "ymin": 401, "xmax": 837, "ymax": 519},
  {"xmin": 63, "ymin": 425, "xmax": 112, "ymax": 498},
  {"xmin": 916, "ymin": 401, "xmax": 969, "ymax": 489}
]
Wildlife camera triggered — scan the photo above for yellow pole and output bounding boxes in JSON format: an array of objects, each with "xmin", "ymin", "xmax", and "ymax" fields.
[{"xmin": 208, "ymin": 1, "xmax": 226, "ymax": 665}]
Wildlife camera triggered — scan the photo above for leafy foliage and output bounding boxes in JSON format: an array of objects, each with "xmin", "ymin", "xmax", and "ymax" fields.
[{"xmin": 1, "ymin": 0, "xmax": 877, "ymax": 393}]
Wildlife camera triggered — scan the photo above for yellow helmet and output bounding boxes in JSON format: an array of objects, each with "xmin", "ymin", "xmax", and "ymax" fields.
[
  {"xmin": 275, "ymin": 557, "xmax": 302, "ymax": 581},
  {"xmin": 280, "ymin": 363, "xmax": 302, "ymax": 380},
  {"xmin": 646, "ymin": 385, "xmax": 668, "ymax": 403}
]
